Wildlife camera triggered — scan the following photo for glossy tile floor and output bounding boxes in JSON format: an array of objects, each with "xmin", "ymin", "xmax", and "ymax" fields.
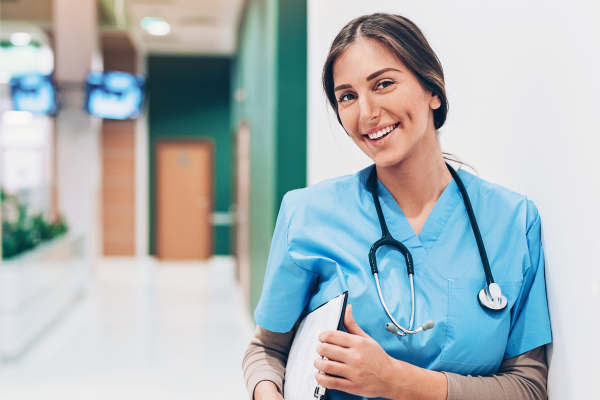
[{"xmin": 0, "ymin": 257, "xmax": 254, "ymax": 400}]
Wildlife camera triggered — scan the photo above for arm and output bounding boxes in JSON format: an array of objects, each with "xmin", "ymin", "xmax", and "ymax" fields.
[
  {"xmin": 242, "ymin": 321, "xmax": 299, "ymax": 400},
  {"xmin": 444, "ymin": 346, "xmax": 548, "ymax": 400},
  {"xmin": 371, "ymin": 346, "xmax": 548, "ymax": 400},
  {"xmin": 316, "ymin": 305, "xmax": 548, "ymax": 400},
  {"xmin": 243, "ymin": 309, "xmax": 548, "ymax": 400}
]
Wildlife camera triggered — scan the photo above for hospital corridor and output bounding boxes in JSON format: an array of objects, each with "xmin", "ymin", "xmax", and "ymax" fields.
[
  {"xmin": 0, "ymin": 257, "xmax": 252, "ymax": 400},
  {"xmin": 0, "ymin": 0, "xmax": 598, "ymax": 399}
]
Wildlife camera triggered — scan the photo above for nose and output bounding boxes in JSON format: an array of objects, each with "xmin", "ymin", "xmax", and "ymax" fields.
[{"xmin": 359, "ymin": 95, "xmax": 380, "ymax": 125}]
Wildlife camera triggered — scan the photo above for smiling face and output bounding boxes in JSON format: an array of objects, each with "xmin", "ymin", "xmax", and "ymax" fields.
[{"xmin": 333, "ymin": 39, "xmax": 441, "ymax": 169}]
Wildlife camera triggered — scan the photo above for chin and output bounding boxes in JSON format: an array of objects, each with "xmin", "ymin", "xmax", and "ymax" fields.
[{"xmin": 370, "ymin": 152, "xmax": 407, "ymax": 169}]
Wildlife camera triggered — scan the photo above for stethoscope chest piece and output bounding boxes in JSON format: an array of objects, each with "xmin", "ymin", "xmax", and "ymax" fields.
[{"xmin": 478, "ymin": 283, "xmax": 507, "ymax": 311}]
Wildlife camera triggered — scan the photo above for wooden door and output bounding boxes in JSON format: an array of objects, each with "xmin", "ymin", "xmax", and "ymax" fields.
[{"xmin": 156, "ymin": 140, "xmax": 213, "ymax": 260}]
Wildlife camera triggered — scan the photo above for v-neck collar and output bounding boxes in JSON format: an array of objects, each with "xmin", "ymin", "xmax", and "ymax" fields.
[{"xmin": 372, "ymin": 168, "xmax": 475, "ymax": 259}]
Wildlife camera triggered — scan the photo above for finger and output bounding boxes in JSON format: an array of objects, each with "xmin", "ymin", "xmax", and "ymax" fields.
[
  {"xmin": 318, "ymin": 330, "xmax": 355, "ymax": 348},
  {"xmin": 314, "ymin": 358, "xmax": 352, "ymax": 378},
  {"xmin": 343, "ymin": 304, "xmax": 369, "ymax": 338},
  {"xmin": 316, "ymin": 342, "xmax": 350, "ymax": 362},
  {"xmin": 315, "ymin": 372, "xmax": 353, "ymax": 392}
]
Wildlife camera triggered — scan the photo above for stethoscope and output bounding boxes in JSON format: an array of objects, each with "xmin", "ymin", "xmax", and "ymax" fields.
[{"xmin": 368, "ymin": 163, "xmax": 507, "ymax": 337}]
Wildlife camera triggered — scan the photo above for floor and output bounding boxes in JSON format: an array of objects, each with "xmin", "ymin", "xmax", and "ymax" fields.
[{"xmin": 0, "ymin": 257, "xmax": 254, "ymax": 400}]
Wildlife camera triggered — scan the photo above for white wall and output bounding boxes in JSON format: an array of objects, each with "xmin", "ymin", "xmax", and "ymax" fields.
[
  {"xmin": 308, "ymin": 1, "xmax": 600, "ymax": 398},
  {"xmin": 134, "ymin": 52, "xmax": 149, "ymax": 259},
  {"xmin": 53, "ymin": 0, "xmax": 101, "ymax": 83},
  {"xmin": 53, "ymin": 0, "xmax": 103, "ymax": 264}
]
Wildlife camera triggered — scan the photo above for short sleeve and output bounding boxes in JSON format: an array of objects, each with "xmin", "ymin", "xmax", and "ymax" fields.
[
  {"xmin": 254, "ymin": 195, "xmax": 319, "ymax": 333},
  {"xmin": 504, "ymin": 201, "xmax": 552, "ymax": 359}
]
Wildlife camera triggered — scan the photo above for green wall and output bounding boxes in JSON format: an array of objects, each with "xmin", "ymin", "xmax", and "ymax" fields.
[
  {"xmin": 148, "ymin": 56, "xmax": 232, "ymax": 255},
  {"xmin": 275, "ymin": 0, "xmax": 308, "ymax": 207},
  {"xmin": 232, "ymin": 0, "xmax": 307, "ymax": 312}
]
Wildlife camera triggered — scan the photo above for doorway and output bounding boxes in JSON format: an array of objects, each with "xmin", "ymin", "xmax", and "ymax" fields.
[{"xmin": 155, "ymin": 140, "xmax": 213, "ymax": 260}]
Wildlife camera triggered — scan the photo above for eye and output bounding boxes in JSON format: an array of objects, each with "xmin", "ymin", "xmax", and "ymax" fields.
[
  {"xmin": 338, "ymin": 93, "xmax": 356, "ymax": 103},
  {"xmin": 376, "ymin": 80, "xmax": 395, "ymax": 90}
]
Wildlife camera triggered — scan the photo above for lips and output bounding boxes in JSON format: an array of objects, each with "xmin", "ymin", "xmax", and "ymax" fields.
[{"xmin": 365, "ymin": 123, "xmax": 399, "ymax": 140}]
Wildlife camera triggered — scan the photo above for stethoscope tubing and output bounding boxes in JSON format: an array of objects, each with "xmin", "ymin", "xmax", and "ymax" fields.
[
  {"xmin": 374, "ymin": 272, "xmax": 423, "ymax": 335},
  {"xmin": 368, "ymin": 163, "xmax": 503, "ymax": 337},
  {"xmin": 445, "ymin": 165, "xmax": 495, "ymax": 287}
]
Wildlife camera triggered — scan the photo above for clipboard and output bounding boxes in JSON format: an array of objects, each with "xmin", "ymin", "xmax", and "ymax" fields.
[{"xmin": 283, "ymin": 292, "xmax": 348, "ymax": 400}]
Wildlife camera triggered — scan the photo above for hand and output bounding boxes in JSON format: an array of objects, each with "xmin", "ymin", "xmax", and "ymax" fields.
[
  {"xmin": 254, "ymin": 380, "xmax": 284, "ymax": 400},
  {"xmin": 314, "ymin": 304, "xmax": 401, "ymax": 398},
  {"xmin": 314, "ymin": 304, "xmax": 448, "ymax": 400}
]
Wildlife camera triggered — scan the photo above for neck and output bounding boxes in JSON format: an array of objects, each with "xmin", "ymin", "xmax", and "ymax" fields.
[{"xmin": 376, "ymin": 131, "xmax": 452, "ymax": 235}]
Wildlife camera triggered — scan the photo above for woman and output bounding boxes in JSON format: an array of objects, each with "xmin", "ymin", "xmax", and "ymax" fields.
[{"xmin": 243, "ymin": 13, "xmax": 551, "ymax": 400}]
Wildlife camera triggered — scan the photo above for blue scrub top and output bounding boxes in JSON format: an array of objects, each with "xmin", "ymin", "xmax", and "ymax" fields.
[{"xmin": 255, "ymin": 165, "xmax": 552, "ymax": 400}]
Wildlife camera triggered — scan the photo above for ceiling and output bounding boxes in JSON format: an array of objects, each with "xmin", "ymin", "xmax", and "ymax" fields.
[
  {"xmin": 0, "ymin": 0, "xmax": 52, "ymax": 25},
  {"xmin": 123, "ymin": 0, "xmax": 245, "ymax": 55},
  {"xmin": 1, "ymin": 0, "xmax": 246, "ymax": 56}
]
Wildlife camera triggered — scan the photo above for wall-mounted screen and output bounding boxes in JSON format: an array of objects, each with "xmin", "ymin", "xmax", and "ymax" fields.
[
  {"xmin": 9, "ymin": 74, "xmax": 58, "ymax": 115},
  {"xmin": 84, "ymin": 71, "xmax": 146, "ymax": 120}
]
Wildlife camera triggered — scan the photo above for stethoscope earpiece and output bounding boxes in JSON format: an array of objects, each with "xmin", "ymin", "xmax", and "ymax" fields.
[
  {"xmin": 385, "ymin": 320, "xmax": 435, "ymax": 336},
  {"xmin": 477, "ymin": 283, "xmax": 507, "ymax": 311},
  {"xmin": 421, "ymin": 320, "xmax": 435, "ymax": 331},
  {"xmin": 385, "ymin": 323, "xmax": 404, "ymax": 335}
]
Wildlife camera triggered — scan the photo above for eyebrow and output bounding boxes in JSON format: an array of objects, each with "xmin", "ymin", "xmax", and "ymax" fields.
[
  {"xmin": 333, "ymin": 68, "xmax": 401, "ymax": 92},
  {"xmin": 334, "ymin": 84, "xmax": 352, "ymax": 92},
  {"xmin": 366, "ymin": 68, "xmax": 400, "ymax": 81}
]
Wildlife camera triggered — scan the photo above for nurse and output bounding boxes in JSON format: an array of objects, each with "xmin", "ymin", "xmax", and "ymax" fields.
[{"xmin": 243, "ymin": 13, "xmax": 552, "ymax": 400}]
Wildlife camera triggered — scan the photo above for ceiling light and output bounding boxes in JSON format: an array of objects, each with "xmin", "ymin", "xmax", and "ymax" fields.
[
  {"xmin": 3, "ymin": 111, "xmax": 34, "ymax": 125},
  {"xmin": 10, "ymin": 32, "xmax": 32, "ymax": 46},
  {"xmin": 141, "ymin": 17, "xmax": 162, "ymax": 29},
  {"xmin": 147, "ymin": 21, "xmax": 171, "ymax": 36}
]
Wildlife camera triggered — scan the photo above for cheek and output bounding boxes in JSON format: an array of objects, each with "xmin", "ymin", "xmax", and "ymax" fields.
[
  {"xmin": 338, "ymin": 106, "xmax": 359, "ymax": 135},
  {"xmin": 393, "ymin": 88, "xmax": 431, "ymax": 125}
]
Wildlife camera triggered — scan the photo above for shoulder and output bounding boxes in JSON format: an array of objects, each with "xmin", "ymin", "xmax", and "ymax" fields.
[
  {"xmin": 281, "ymin": 166, "xmax": 372, "ymax": 218},
  {"xmin": 460, "ymin": 169, "xmax": 539, "ymax": 233}
]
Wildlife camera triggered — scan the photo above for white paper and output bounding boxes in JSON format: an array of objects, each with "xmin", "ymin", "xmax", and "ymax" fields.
[{"xmin": 284, "ymin": 293, "xmax": 346, "ymax": 400}]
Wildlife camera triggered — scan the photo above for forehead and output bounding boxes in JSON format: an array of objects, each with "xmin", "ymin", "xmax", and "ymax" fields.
[{"xmin": 333, "ymin": 39, "xmax": 404, "ymax": 84}]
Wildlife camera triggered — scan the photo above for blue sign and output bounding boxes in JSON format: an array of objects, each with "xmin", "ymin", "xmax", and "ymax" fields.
[
  {"xmin": 10, "ymin": 74, "xmax": 58, "ymax": 115},
  {"xmin": 84, "ymin": 71, "xmax": 146, "ymax": 120}
]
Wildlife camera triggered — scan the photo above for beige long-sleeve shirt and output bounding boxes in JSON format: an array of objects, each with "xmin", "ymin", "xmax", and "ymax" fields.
[{"xmin": 242, "ymin": 323, "xmax": 548, "ymax": 400}]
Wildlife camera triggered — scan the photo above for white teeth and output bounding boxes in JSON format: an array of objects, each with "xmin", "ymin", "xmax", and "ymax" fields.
[{"xmin": 367, "ymin": 124, "xmax": 396, "ymax": 140}]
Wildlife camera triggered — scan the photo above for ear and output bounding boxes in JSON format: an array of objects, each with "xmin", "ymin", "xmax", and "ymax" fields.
[{"xmin": 430, "ymin": 92, "xmax": 441, "ymax": 110}]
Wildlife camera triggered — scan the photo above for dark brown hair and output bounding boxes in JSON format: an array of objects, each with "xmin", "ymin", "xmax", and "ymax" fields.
[{"xmin": 322, "ymin": 13, "xmax": 448, "ymax": 130}]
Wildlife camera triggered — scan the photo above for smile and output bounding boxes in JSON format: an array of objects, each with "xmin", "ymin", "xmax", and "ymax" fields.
[{"xmin": 365, "ymin": 123, "xmax": 399, "ymax": 140}]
